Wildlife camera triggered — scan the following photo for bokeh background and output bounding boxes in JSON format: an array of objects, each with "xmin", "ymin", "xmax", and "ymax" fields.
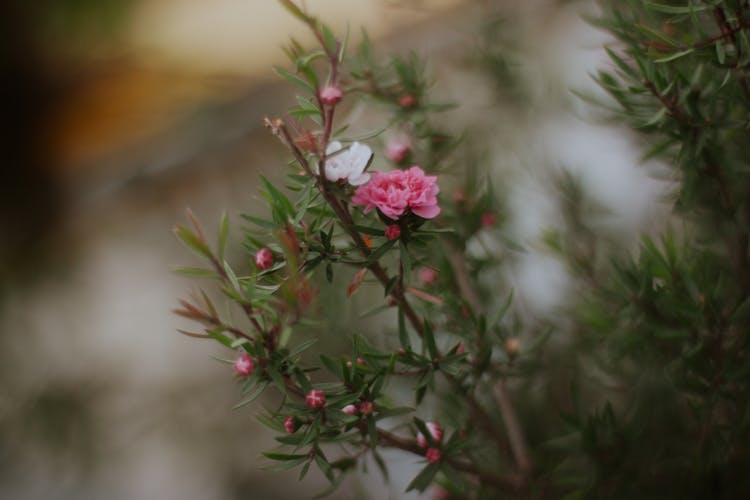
[{"xmin": 0, "ymin": 1, "xmax": 668, "ymax": 498}]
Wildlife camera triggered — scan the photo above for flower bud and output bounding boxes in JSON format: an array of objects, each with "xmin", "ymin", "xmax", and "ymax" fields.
[
  {"xmin": 342, "ymin": 404, "xmax": 358, "ymax": 415},
  {"xmin": 480, "ymin": 212, "xmax": 497, "ymax": 227},
  {"xmin": 305, "ymin": 389, "xmax": 326, "ymax": 409},
  {"xmin": 399, "ymin": 93, "xmax": 417, "ymax": 108},
  {"xmin": 426, "ymin": 447, "xmax": 441, "ymax": 464},
  {"xmin": 255, "ymin": 247, "xmax": 273, "ymax": 270},
  {"xmin": 359, "ymin": 401, "xmax": 374, "ymax": 415},
  {"xmin": 320, "ymin": 85, "xmax": 343, "ymax": 105},
  {"xmin": 417, "ymin": 267, "xmax": 438, "ymax": 286},
  {"xmin": 505, "ymin": 337, "xmax": 520, "ymax": 356},
  {"xmin": 284, "ymin": 416, "xmax": 295, "ymax": 434},
  {"xmin": 417, "ymin": 421, "xmax": 443, "ymax": 448},
  {"xmin": 234, "ymin": 353, "xmax": 254, "ymax": 377},
  {"xmin": 385, "ymin": 225, "xmax": 401, "ymax": 240},
  {"xmin": 385, "ymin": 136, "xmax": 411, "ymax": 163},
  {"xmin": 455, "ymin": 343, "xmax": 465, "ymax": 355}
]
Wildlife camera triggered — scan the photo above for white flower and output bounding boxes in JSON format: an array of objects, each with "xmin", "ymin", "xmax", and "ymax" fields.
[{"xmin": 323, "ymin": 141, "xmax": 372, "ymax": 186}]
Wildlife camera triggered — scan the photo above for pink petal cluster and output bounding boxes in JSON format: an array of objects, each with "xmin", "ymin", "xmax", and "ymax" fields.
[{"xmin": 351, "ymin": 166, "xmax": 440, "ymax": 220}]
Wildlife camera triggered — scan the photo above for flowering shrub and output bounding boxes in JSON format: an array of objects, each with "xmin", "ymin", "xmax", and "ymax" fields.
[{"xmin": 174, "ymin": 0, "xmax": 750, "ymax": 498}]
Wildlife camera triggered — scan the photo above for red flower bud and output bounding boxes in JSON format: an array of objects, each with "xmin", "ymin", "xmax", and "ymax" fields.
[
  {"xmin": 284, "ymin": 416, "xmax": 295, "ymax": 434},
  {"xmin": 426, "ymin": 447, "xmax": 441, "ymax": 464},
  {"xmin": 385, "ymin": 225, "xmax": 401, "ymax": 240},
  {"xmin": 234, "ymin": 353, "xmax": 254, "ymax": 377},
  {"xmin": 342, "ymin": 404, "xmax": 358, "ymax": 415},
  {"xmin": 320, "ymin": 85, "xmax": 343, "ymax": 105},
  {"xmin": 255, "ymin": 247, "xmax": 273, "ymax": 270},
  {"xmin": 480, "ymin": 212, "xmax": 497, "ymax": 227},
  {"xmin": 399, "ymin": 93, "xmax": 417, "ymax": 108},
  {"xmin": 417, "ymin": 421, "xmax": 443, "ymax": 448},
  {"xmin": 359, "ymin": 401, "xmax": 374, "ymax": 415},
  {"xmin": 305, "ymin": 389, "xmax": 326, "ymax": 409}
]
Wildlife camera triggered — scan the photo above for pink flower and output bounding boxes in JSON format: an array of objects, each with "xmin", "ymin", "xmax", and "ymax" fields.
[
  {"xmin": 417, "ymin": 421, "xmax": 443, "ymax": 448},
  {"xmin": 320, "ymin": 85, "xmax": 343, "ymax": 105},
  {"xmin": 255, "ymin": 247, "xmax": 273, "ymax": 270},
  {"xmin": 385, "ymin": 225, "xmax": 401, "ymax": 240},
  {"xmin": 323, "ymin": 141, "xmax": 372, "ymax": 186},
  {"xmin": 417, "ymin": 266, "xmax": 438, "ymax": 286},
  {"xmin": 351, "ymin": 166, "xmax": 440, "ymax": 220},
  {"xmin": 455, "ymin": 343, "xmax": 465, "ymax": 355},
  {"xmin": 306, "ymin": 389, "xmax": 326, "ymax": 409},
  {"xmin": 234, "ymin": 353, "xmax": 254, "ymax": 377},
  {"xmin": 284, "ymin": 416, "xmax": 295, "ymax": 434},
  {"xmin": 426, "ymin": 447, "xmax": 441, "ymax": 464},
  {"xmin": 359, "ymin": 401, "xmax": 375, "ymax": 415},
  {"xmin": 385, "ymin": 135, "xmax": 411, "ymax": 163}
]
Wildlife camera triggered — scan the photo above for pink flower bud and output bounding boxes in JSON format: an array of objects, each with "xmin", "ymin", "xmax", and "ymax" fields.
[
  {"xmin": 455, "ymin": 343, "xmax": 465, "ymax": 355},
  {"xmin": 342, "ymin": 404, "xmax": 358, "ymax": 415},
  {"xmin": 284, "ymin": 416, "xmax": 295, "ymax": 434},
  {"xmin": 305, "ymin": 389, "xmax": 326, "ymax": 409},
  {"xmin": 480, "ymin": 212, "xmax": 497, "ymax": 227},
  {"xmin": 234, "ymin": 353, "xmax": 254, "ymax": 377},
  {"xmin": 255, "ymin": 247, "xmax": 273, "ymax": 270},
  {"xmin": 320, "ymin": 85, "xmax": 343, "ymax": 105},
  {"xmin": 505, "ymin": 337, "xmax": 520, "ymax": 356},
  {"xmin": 356, "ymin": 357, "xmax": 365, "ymax": 366},
  {"xmin": 399, "ymin": 93, "xmax": 417, "ymax": 108},
  {"xmin": 359, "ymin": 401, "xmax": 374, "ymax": 415},
  {"xmin": 426, "ymin": 447, "xmax": 441, "ymax": 464},
  {"xmin": 385, "ymin": 136, "xmax": 411, "ymax": 164},
  {"xmin": 417, "ymin": 421, "xmax": 443, "ymax": 448},
  {"xmin": 417, "ymin": 266, "xmax": 438, "ymax": 286},
  {"xmin": 385, "ymin": 225, "xmax": 401, "ymax": 240}
]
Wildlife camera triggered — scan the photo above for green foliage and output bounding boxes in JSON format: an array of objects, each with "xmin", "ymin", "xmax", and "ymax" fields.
[{"xmin": 173, "ymin": 0, "xmax": 750, "ymax": 498}]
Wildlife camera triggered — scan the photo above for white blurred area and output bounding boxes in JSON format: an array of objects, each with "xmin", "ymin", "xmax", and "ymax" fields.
[{"xmin": 1, "ymin": 0, "xmax": 670, "ymax": 499}]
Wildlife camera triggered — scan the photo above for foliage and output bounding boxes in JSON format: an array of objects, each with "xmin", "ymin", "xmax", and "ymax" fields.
[{"xmin": 174, "ymin": 1, "xmax": 750, "ymax": 498}]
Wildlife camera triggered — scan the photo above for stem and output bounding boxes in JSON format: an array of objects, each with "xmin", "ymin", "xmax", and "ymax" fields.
[
  {"xmin": 375, "ymin": 428, "xmax": 522, "ymax": 493},
  {"xmin": 446, "ymin": 242, "xmax": 533, "ymax": 482}
]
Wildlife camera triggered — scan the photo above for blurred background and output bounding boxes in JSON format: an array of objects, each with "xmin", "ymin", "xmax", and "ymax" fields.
[{"xmin": 0, "ymin": 0, "xmax": 668, "ymax": 498}]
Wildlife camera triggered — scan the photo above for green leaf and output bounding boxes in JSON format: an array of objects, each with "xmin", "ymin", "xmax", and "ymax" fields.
[
  {"xmin": 241, "ymin": 214, "xmax": 276, "ymax": 229},
  {"xmin": 174, "ymin": 225, "xmax": 212, "ymax": 259},
  {"xmin": 405, "ymin": 463, "xmax": 440, "ymax": 492},
  {"xmin": 288, "ymin": 338, "xmax": 319, "ymax": 358},
  {"xmin": 643, "ymin": 1, "xmax": 710, "ymax": 14},
  {"xmin": 654, "ymin": 48, "xmax": 694, "ymax": 64},
  {"xmin": 368, "ymin": 239, "xmax": 397, "ymax": 263},
  {"xmin": 423, "ymin": 320, "xmax": 437, "ymax": 360},
  {"xmin": 172, "ymin": 267, "xmax": 218, "ymax": 279},
  {"xmin": 218, "ymin": 211, "xmax": 229, "ymax": 260},
  {"xmin": 398, "ymin": 308, "xmax": 412, "ymax": 350},
  {"xmin": 274, "ymin": 66, "xmax": 315, "ymax": 93},
  {"xmin": 263, "ymin": 451, "xmax": 309, "ymax": 461},
  {"xmin": 232, "ymin": 381, "xmax": 269, "ymax": 409},
  {"xmin": 277, "ymin": 0, "xmax": 309, "ymax": 22}
]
